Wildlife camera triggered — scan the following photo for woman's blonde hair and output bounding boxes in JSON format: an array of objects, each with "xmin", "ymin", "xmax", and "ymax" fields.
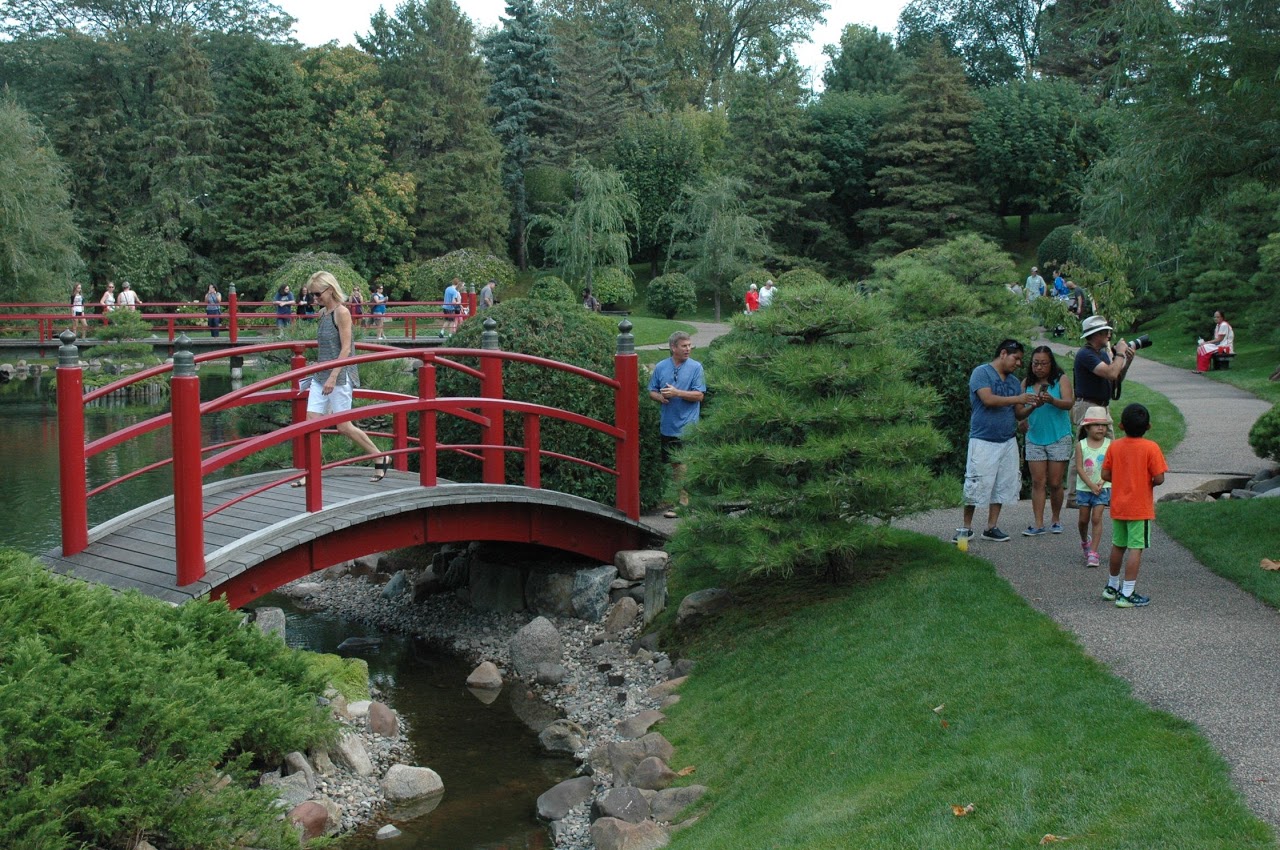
[{"xmin": 307, "ymin": 270, "xmax": 347, "ymax": 304}]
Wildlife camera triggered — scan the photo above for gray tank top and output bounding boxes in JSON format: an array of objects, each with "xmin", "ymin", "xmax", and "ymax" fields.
[{"xmin": 315, "ymin": 310, "xmax": 359, "ymax": 387}]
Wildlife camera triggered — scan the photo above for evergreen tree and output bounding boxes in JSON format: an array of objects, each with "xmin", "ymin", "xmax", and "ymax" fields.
[
  {"xmin": 667, "ymin": 282, "xmax": 948, "ymax": 582},
  {"xmin": 822, "ymin": 24, "xmax": 905, "ymax": 95},
  {"xmin": 0, "ymin": 97, "xmax": 83, "ymax": 302},
  {"xmin": 211, "ymin": 41, "xmax": 327, "ymax": 293},
  {"xmin": 537, "ymin": 160, "xmax": 638, "ymax": 291},
  {"xmin": 360, "ymin": 0, "xmax": 507, "ymax": 258},
  {"xmin": 482, "ymin": 0, "xmax": 558, "ymax": 269},
  {"xmin": 856, "ymin": 41, "xmax": 994, "ymax": 260},
  {"xmin": 725, "ymin": 52, "xmax": 831, "ymax": 266},
  {"xmin": 300, "ymin": 45, "xmax": 416, "ymax": 281}
]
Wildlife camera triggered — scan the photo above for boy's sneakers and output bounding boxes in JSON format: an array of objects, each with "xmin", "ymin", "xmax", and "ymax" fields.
[
  {"xmin": 1049, "ymin": 522, "xmax": 1064, "ymax": 534},
  {"xmin": 1102, "ymin": 585, "xmax": 1119, "ymax": 602},
  {"xmin": 981, "ymin": 527, "xmax": 1010, "ymax": 542},
  {"xmin": 1115, "ymin": 591, "xmax": 1151, "ymax": 608},
  {"xmin": 1086, "ymin": 550, "xmax": 1101, "ymax": 567},
  {"xmin": 1022, "ymin": 526, "xmax": 1046, "ymax": 537},
  {"xmin": 952, "ymin": 527, "xmax": 974, "ymax": 543}
]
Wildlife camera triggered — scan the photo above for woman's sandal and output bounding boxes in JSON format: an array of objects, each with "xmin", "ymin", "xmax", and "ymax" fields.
[
  {"xmin": 291, "ymin": 478, "xmax": 307, "ymax": 488},
  {"xmin": 370, "ymin": 457, "xmax": 391, "ymax": 483}
]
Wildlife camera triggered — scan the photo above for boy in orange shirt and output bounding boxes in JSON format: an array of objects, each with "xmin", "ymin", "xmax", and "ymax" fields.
[{"xmin": 1101, "ymin": 403, "xmax": 1168, "ymax": 607}]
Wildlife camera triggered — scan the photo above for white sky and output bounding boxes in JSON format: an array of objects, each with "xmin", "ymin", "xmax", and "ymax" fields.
[{"xmin": 274, "ymin": 0, "xmax": 907, "ymax": 88}]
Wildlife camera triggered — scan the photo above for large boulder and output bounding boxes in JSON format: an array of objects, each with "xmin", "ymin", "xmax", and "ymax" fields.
[
  {"xmin": 603, "ymin": 597, "xmax": 639, "ymax": 638},
  {"xmin": 573, "ymin": 565, "xmax": 619, "ymax": 622},
  {"xmin": 331, "ymin": 733, "xmax": 374, "ymax": 776},
  {"xmin": 592, "ymin": 786, "xmax": 650, "ymax": 824},
  {"xmin": 466, "ymin": 661, "xmax": 503, "ymax": 689},
  {"xmin": 282, "ymin": 751, "xmax": 316, "ymax": 791},
  {"xmin": 526, "ymin": 571, "xmax": 577, "ymax": 617},
  {"xmin": 609, "ymin": 733, "xmax": 674, "ymax": 787},
  {"xmin": 675, "ymin": 588, "xmax": 734, "ymax": 627},
  {"xmin": 380, "ymin": 764, "xmax": 444, "ymax": 803},
  {"xmin": 650, "ymin": 785, "xmax": 708, "ymax": 823},
  {"xmin": 632, "ymin": 757, "xmax": 677, "ymax": 791},
  {"xmin": 589, "ymin": 817, "xmax": 669, "ymax": 850},
  {"xmin": 368, "ymin": 701, "xmax": 399, "ymax": 738},
  {"xmin": 288, "ymin": 801, "xmax": 331, "ymax": 841},
  {"xmin": 615, "ymin": 550, "xmax": 668, "ymax": 582},
  {"xmin": 616, "ymin": 710, "xmax": 665, "ymax": 740},
  {"xmin": 539, "ymin": 718, "xmax": 588, "ymax": 754},
  {"xmin": 510, "ymin": 616, "xmax": 562, "ymax": 677},
  {"xmin": 536, "ymin": 775, "xmax": 595, "ymax": 821}
]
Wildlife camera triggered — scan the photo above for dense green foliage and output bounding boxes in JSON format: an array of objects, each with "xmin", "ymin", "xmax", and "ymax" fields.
[
  {"xmin": 0, "ymin": 551, "xmax": 335, "ymax": 850},
  {"xmin": 588, "ymin": 265, "xmax": 637, "ymax": 308},
  {"xmin": 898, "ymin": 316, "xmax": 1009, "ymax": 474},
  {"xmin": 1037, "ymin": 223, "xmax": 1082, "ymax": 272},
  {"xmin": 434, "ymin": 300, "xmax": 664, "ymax": 509},
  {"xmin": 402, "ymin": 249, "xmax": 517, "ymax": 302},
  {"xmin": 775, "ymin": 268, "xmax": 827, "ymax": 289},
  {"xmin": 668, "ymin": 282, "xmax": 948, "ymax": 580},
  {"xmin": 269, "ymin": 252, "xmax": 367, "ymax": 301},
  {"xmin": 1248, "ymin": 404, "xmax": 1280, "ymax": 464},
  {"xmin": 645, "ymin": 272, "xmax": 697, "ymax": 318},
  {"xmin": 526, "ymin": 274, "xmax": 576, "ymax": 303}
]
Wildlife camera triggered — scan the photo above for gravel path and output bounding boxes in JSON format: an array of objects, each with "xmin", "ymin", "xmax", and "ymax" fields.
[{"xmin": 900, "ymin": 350, "xmax": 1280, "ymax": 829}]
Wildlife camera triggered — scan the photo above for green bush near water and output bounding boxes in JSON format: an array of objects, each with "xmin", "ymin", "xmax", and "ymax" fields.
[{"xmin": 0, "ymin": 550, "xmax": 337, "ymax": 850}]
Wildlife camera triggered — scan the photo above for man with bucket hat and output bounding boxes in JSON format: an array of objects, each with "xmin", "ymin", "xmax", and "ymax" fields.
[{"xmin": 1068, "ymin": 316, "xmax": 1135, "ymax": 505}]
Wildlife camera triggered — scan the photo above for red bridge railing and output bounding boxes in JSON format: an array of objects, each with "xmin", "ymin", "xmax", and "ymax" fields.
[{"xmin": 55, "ymin": 318, "xmax": 640, "ymax": 587}]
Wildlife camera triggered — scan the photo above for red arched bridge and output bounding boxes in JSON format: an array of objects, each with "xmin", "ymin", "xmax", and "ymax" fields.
[{"xmin": 42, "ymin": 320, "xmax": 663, "ymax": 608}]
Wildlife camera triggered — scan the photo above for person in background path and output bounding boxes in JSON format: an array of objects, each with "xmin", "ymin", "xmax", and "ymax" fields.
[
  {"xmin": 1074, "ymin": 407, "xmax": 1112, "ymax": 568},
  {"xmin": 1025, "ymin": 267, "xmax": 1046, "ymax": 302},
  {"xmin": 479, "ymin": 279, "xmax": 496, "ymax": 311},
  {"xmin": 648, "ymin": 331, "xmax": 705, "ymax": 519},
  {"xmin": 372, "ymin": 284, "xmax": 388, "ymax": 340},
  {"xmin": 71, "ymin": 283, "xmax": 88, "ymax": 334},
  {"xmin": 744, "ymin": 282, "xmax": 759, "ymax": 313},
  {"xmin": 349, "ymin": 286, "xmax": 364, "ymax": 330},
  {"xmin": 1195, "ymin": 309, "xmax": 1234, "ymax": 373},
  {"xmin": 759, "ymin": 279, "xmax": 776, "ymax": 308},
  {"xmin": 296, "ymin": 287, "xmax": 314, "ymax": 320},
  {"xmin": 205, "ymin": 284, "xmax": 222, "ymax": 337},
  {"xmin": 294, "ymin": 271, "xmax": 388, "ymax": 488},
  {"xmin": 1053, "ymin": 270, "xmax": 1069, "ymax": 298},
  {"xmin": 117, "ymin": 281, "xmax": 140, "ymax": 311},
  {"xmin": 275, "ymin": 284, "xmax": 294, "ymax": 335},
  {"xmin": 954, "ymin": 339, "xmax": 1037, "ymax": 545},
  {"xmin": 1021, "ymin": 346, "xmax": 1074, "ymax": 536},
  {"xmin": 1101, "ymin": 403, "xmax": 1168, "ymax": 607},
  {"xmin": 443, "ymin": 278, "xmax": 462, "ymax": 334},
  {"xmin": 100, "ymin": 282, "xmax": 116, "ymax": 313},
  {"xmin": 583, "ymin": 287, "xmax": 601, "ymax": 312}
]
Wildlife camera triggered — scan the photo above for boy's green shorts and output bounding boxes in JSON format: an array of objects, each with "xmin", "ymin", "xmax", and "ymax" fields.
[{"xmin": 1112, "ymin": 518, "xmax": 1152, "ymax": 550}]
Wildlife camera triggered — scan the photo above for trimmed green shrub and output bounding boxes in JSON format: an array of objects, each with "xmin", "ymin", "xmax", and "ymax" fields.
[
  {"xmin": 269, "ymin": 251, "xmax": 366, "ymax": 302},
  {"xmin": 402, "ymin": 249, "xmax": 517, "ymax": 303},
  {"xmin": 1037, "ymin": 224, "xmax": 1082, "ymax": 271},
  {"xmin": 776, "ymin": 268, "xmax": 828, "ymax": 289},
  {"xmin": 0, "ymin": 551, "xmax": 336, "ymax": 850},
  {"xmin": 730, "ymin": 268, "xmax": 775, "ymax": 301},
  {"xmin": 1248, "ymin": 404, "xmax": 1280, "ymax": 463},
  {"xmin": 434, "ymin": 300, "xmax": 664, "ymax": 509},
  {"xmin": 589, "ymin": 266, "xmax": 636, "ymax": 308},
  {"xmin": 527, "ymin": 275, "xmax": 576, "ymax": 304},
  {"xmin": 898, "ymin": 316, "xmax": 1010, "ymax": 475},
  {"xmin": 646, "ymin": 273, "xmax": 698, "ymax": 319}
]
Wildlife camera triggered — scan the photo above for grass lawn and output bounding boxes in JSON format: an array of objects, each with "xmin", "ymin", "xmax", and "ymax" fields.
[
  {"xmin": 1159, "ymin": 499, "xmax": 1280, "ymax": 610},
  {"xmin": 626, "ymin": 316, "xmax": 696, "ymax": 348},
  {"xmin": 1133, "ymin": 311, "xmax": 1280, "ymax": 405},
  {"xmin": 659, "ymin": 532, "xmax": 1274, "ymax": 849},
  {"xmin": 1117, "ymin": 380, "xmax": 1186, "ymax": 458},
  {"xmin": 998, "ymin": 213, "xmax": 1075, "ymax": 273}
]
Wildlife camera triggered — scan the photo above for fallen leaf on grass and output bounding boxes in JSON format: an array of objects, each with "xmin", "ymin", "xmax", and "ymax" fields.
[
  {"xmin": 676, "ymin": 766, "xmax": 696, "ymax": 777},
  {"xmin": 1261, "ymin": 558, "xmax": 1280, "ymax": 571},
  {"xmin": 940, "ymin": 719, "xmax": 950, "ymax": 729},
  {"xmin": 932, "ymin": 704, "xmax": 945, "ymax": 714},
  {"xmin": 951, "ymin": 803, "xmax": 975, "ymax": 817},
  {"xmin": 1040, "ymin": 835, "xmax": 1071, "ymax": 844}
]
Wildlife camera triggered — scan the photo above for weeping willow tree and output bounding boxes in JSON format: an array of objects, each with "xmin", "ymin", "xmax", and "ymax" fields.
[
  {"xmin": 536, "ymin": 159, "xmax": 638, "ymax": 292},
  {"xmin": 667, "ymin": 280, "xmax": 949, "ymax": 582}
]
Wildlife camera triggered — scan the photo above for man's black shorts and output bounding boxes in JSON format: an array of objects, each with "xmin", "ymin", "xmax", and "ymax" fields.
[{"xmin": 660, "ymin": 435, "xmax": 683, "ymax": 464}]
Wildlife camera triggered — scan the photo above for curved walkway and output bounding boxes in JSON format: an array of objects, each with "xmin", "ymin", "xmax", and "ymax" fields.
[{"xmin": 900, "ymin": 352, "xmax": 1280, "ymax": 829}]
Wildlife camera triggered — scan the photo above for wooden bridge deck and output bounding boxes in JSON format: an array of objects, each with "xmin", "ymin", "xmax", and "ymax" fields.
[{"xmin": 43, "ymin": 470, "xmax": 663, "ymax": 606}]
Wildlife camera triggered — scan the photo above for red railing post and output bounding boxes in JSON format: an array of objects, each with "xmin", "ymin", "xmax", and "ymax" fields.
[
  {"xmin": 392, "ymin": 411, "xmax": 409, "ymax": 472},
  {"xmin": 290, "ymin": 346, "xmax": 308, "ymax": 469},
  {"xmin": 170, "ymin": 336, "xmax": 206, "ymax": 585},
  {"xmin": 228, "ymin": 283, "xmax": 239, "ymax": 343},
  {"xmin": 479, "ymin": 318, "xmax": 505, "ymax": 484},
  {"xmin": 466, "ymin": 283, "xmax": 478, "ymax": 321},
  {"xmin": 419, "ymin": 358, "xmax": 438, "ymax": 486},
  {"xmin": 614, "ymin": 320, "xmax": 641, "ymax": 520},
  {"xmin": 56, "ymin": 331, "xmax": 89, "ymax": 555},
  {"xmin": 523, "ymin": 412, "xmax": 541, "ymax": 489}
]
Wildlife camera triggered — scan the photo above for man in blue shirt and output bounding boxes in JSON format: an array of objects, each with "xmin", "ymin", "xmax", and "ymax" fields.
[
  {"xmin": 443, "ymin": 278, "xmax": 462, "ymax": 334},
  {"xmin": 648, "ymin": 331, "xmax": 705, "ymax": 518},
  {"xmin": 955, "ymin": 339, "xmax": 1037, "ymax": 544}
]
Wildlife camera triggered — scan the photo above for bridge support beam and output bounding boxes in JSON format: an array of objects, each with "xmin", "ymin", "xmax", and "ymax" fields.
[
  {"xmin": 171, "ymin": 337, "xmax": 207, "ymax": 586},
  {"xmin": 56, "ymin": 331, "xmax": 88, "ymax": 555}
]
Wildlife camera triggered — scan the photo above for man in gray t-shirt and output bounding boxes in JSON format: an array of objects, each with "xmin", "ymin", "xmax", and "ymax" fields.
[{"xmin": 955, "ymin": 339, "xmax": 1037, "ymax": 544}]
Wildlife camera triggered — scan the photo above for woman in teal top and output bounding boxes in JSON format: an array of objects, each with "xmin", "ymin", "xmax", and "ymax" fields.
[{"xmin": 1021, "ymin": 346, "xmax": 1075, "ymax": 536}]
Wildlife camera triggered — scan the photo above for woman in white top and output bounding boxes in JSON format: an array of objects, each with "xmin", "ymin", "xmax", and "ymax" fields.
[
  {"xmin": 1196, "ymin": 310, "xmax": 1234, "ymax": 372},
  {"xmin": 100, "ymin": 282, "xmax": 116, "ymax": 313},
  {"xmin": 71, "ymin": 283, "xmax": 88, "ymax": 333}
]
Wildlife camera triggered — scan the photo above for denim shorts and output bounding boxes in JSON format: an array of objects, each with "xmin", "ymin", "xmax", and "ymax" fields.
[{"xmin": 1076, "ymin": 488, "xmax": 1111, "ymax": 508}]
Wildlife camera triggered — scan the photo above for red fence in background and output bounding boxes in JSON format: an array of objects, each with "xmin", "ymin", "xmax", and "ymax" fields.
[
  {"xmin": 1, "ymin": 282, "xmax": 481, "ymax": 344},
  {"xmin": 53, "ymin": 318, "xmax": 640, "ymax": 588}
]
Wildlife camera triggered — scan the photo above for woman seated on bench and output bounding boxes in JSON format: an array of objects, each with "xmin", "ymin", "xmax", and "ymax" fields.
[{"xmin": 1196, "ymin": 309, "xmax": 1234, "ymax": 372}]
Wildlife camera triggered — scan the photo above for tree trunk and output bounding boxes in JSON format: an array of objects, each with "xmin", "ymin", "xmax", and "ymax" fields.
[
  {"xmin": 1019, "ymin": 212, "xmax": 1031, "ymax": 243},
  {"xmin": 713, "ymin": 291, "xmax": 721, "ymax": 323}
]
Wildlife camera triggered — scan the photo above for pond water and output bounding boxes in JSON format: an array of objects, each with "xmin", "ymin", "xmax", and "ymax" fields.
[{"xmin": 0, "ymin": 374, "xmax": 564, "ymax": 848}]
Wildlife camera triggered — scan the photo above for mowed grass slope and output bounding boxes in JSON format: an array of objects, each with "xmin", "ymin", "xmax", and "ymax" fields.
[{"xmin": 660, "ymin": 533, "xmax": 1273, "ymax": 849}]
